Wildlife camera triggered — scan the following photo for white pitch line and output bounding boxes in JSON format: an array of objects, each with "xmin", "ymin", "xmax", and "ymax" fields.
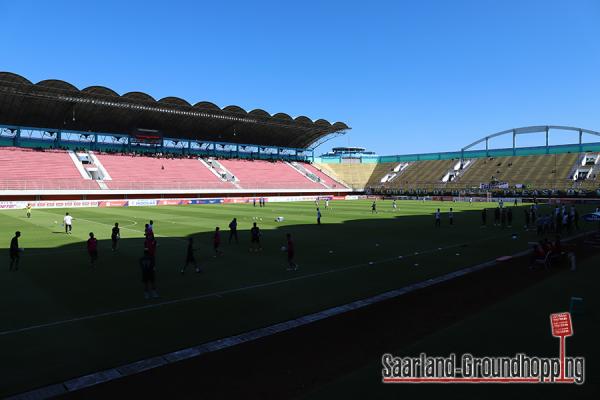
[
  {"xmin": 0, "ymin": 234, "xmax": 509, "ymax": 337},
  {"xmin": 74, "ymin": 216, "xmax": 187, "ymax": 243},
  {"xmin": 118, "ymin": 219, "xmax": 138, "ymax": 229}
]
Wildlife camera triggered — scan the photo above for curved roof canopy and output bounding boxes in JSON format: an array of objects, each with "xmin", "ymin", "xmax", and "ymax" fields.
[{"xmin": 0, "ymin": 72, "xmax": 349, "ymax": 148}]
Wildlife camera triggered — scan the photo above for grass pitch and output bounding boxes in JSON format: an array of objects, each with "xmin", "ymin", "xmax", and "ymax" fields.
[{"xmin": 0, "ymin": 200, "xmax": 595, "ymax": 396}]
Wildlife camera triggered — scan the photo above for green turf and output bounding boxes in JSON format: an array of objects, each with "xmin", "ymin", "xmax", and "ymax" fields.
[{"xmin": 0, "ymin": 200, "xmax": 595, "ymax": 396}]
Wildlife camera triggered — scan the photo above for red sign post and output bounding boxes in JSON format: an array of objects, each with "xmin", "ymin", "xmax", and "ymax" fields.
[{"xmin": 550, "ymin": 312, "xmax": 573, "ymax": 381}]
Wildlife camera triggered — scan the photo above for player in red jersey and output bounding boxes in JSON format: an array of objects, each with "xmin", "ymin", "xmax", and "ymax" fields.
[
  {"xmin": 213, "ymin": 227, "xmax": 223, "ymax": 256},
  {"xmin": 144, "ymin": 235, "xmax": 157, "ymax": 267},
  {"xmin": 285, "ymin": 233, "xmax": 298, "ymax": 271},
  {"xmin": 87, "ymin": 232, "xmax": 98, "ymax": 268}
]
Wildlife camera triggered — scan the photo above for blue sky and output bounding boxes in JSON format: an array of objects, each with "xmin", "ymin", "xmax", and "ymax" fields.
[{"xmin": 1, "ymin": 0, "xmax": 599, "ymax": 155}]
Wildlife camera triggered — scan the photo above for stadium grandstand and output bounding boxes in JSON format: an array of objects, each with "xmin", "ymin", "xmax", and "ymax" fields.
[
  {"xmin": 2, "ymin": 72, "xmax": 599, "ymax": 203},
  {"xmin": 315, "ymin": 125, "xmax": 600, "ymax": 198},
  {"xmin": 0, "ymin": 72, "xmax": 350, "ymax": 198},
  {"xmin": 2, "ymin": 72, "xmax": 600, "ymax": 400}
]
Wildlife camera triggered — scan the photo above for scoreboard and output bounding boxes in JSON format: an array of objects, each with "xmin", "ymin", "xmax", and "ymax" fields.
[{"xmin": 131, "ymin": 129, "xmax": 162, "ymax": 145}]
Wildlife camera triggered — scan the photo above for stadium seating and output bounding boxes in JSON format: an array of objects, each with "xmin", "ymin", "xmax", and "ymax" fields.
[
  {"xmin": 449, "ymin": 154, "xmax": 580, "ymax": 190},
  {"xmin": 379, "ymin": 160, "xmax": 457, "ymax": 190},
  {"xmin": 0, "ymin": 147, "xmax": 95, "ymax": 190},
  {"xmin": 316, "ymin": 163, "xmax": 389, "ymax": 190},
  {"xmin": 1, "ymin": 145, "xmax": 592, "ymax": 194},
  {"xmin": 303, "ymin": 163, "xmax": 347, "ymax": 189},
  {"xmin": 316, "ymin": 153, "xmax": 593, "ymax": 193},
  {"xmin": 96, "ymin": 154, "xmax": 232, "ymax": 190},
  {"xmin": 219, "ymin": 160, "xmax": 324, "ymax": 189}
]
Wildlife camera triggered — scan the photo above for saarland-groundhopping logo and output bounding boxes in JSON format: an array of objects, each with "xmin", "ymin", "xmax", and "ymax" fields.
[{"xmin": 382, "ymin": 312, "xmax": 585, "ymax": 384}]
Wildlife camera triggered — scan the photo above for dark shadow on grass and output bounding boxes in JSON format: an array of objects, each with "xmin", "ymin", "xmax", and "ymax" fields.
[{"xmin": 0, "ymin": 202, "xmax": 598, "ymax": 397}]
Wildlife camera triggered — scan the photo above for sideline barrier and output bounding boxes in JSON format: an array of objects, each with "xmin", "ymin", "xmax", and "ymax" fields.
[{"xmin": 0, "ymin": 195, "xmax": 353, "ymax": 210}]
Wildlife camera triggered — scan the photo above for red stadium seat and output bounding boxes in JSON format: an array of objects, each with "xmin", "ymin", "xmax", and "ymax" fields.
[
  {"xmin": 96, "ymin": 154, "xmax": 232, "ymax": 190},
  {"xmin": 219, "ymin": 160, "xmax": 324, "ymax": 189}
]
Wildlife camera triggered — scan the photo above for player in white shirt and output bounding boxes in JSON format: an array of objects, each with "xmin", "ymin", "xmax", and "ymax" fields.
[
  {"xmin": 392, "ymin": 199, "xmax": 397, "ymax": 211},
  {"xmin": 64, "ymin": 212, "xmax": 73, "ymax": 234},
  {"xmin": 434, "ymin": 209, "xmax": 441, "ymax": 227},
  {"xmin": 325, "ymin": 199, "xmax": 330, "ymax": 209}
]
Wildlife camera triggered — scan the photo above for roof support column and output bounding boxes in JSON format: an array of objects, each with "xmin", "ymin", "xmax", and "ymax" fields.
[
  {"xmin": 512, "ymin": 130, "xmax": 516, "ymax": 155},
  {"xmin": 545, "ymin": 127, "xmax": 549, "ymax": 154},
  {"xmin": 92, "ymin": 133, "xmax": 98, "ymax": 150},
  {"xmin": 485, "ymin": 137, "xmax": 489, "ymax": 156},
  {"xmin": 579, "ymin": 129, "xmax": 583, "ymax": 152},
  {"xmin": 13, "ymin": 128, "xmax": 20, "ymax": 147},
  {"xmin": 55, "ymin": 131, "xmax": 62, "ymax": 149}
]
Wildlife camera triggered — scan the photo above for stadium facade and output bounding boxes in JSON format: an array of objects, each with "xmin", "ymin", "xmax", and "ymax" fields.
[{"xmin": 0, "ymin": 72, "xmax": 352, "ymax": 204}]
